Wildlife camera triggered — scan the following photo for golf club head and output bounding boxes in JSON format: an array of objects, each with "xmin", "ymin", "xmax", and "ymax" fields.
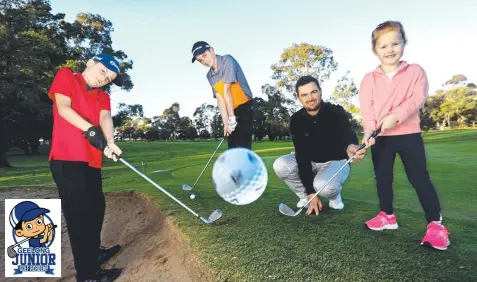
[
  {"xmin": 201, "ymin": 209, "xmax": 222, "ymax": 223},
  {"xmin": 278, "ymin": 203, "xmax": 298, "ymax": 217},
  {"xmin": 7, "ymin": 246, "xmax": 17, "ymax": 258},
  {"xmin": 182, "ymin": 184, "xmax": 193, "ymax": 191}
]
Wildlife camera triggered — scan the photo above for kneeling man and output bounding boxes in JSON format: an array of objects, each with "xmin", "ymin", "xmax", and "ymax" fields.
[{"xmin": 273, "ymin": 76, "xmax": 366, "ymax": 216}]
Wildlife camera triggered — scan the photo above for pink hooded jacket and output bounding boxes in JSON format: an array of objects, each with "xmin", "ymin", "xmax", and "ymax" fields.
[{"xmin": 358, "ymin": 61, "xmax": 429, "ymax": 136}]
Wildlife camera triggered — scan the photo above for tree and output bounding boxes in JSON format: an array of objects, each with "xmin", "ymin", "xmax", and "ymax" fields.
[
  {"xmin": 444, "ymin": 74, "xmax": 467, "ymax": 86},
  {"xmin": 151, "ymin": 103, "xmax": 181, "ymax": 140},
  {"xmin": 210, "ymin": 109, "xmax": 223, "ymax": 139},
  {"xmin": 193, "ymin": 103, "xmax": 215, "ymax": 138},
  {"xmin": 271, "ymin": 42, "xmax": 338, "ymax": 100},
  {"xmin": 251, "ymin": 97, "xmax": 267, "ymax": 141},
  {"xmin": 262, "ymin": 84, "xmax": 293, "ymax": 141},
  {"xmin": 0, "ymin": 0, "xmax": 134, "ymax": 167},
  {"xmin": 329, "ymin": 71, "xmax": 359, "ymax": 114},
  {"xmin": 112, "ymin": 103, "xmax": 143, "ymax": 128}
]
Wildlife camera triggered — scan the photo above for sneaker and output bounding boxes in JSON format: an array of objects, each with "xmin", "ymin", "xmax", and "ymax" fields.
[
  {"xmin": 420, "ymin": 222, "xmax": 450, "ymax": 251},
  {"xmin": 328, "ymin": 193, "xmax": 344, "ymax": 210},
  {"xmin": 297, "ymin": 198, "xmax": 308, "ymax": 208},
  {"xmin": 364, "ymin": 211, "xmax": 399, "ymax": 231},
  {"xmin": 98, "ymin": 245, "xmax": 121, "ymax": 265},
  {"xmin": 84, "ymin": 268, "xmax": 122, "ymax": 282}
]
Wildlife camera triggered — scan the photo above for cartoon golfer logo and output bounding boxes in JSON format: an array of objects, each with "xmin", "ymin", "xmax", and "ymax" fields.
[{"xmin": 5, "ymin": 199, "xmax": 61, "ymax": 277}]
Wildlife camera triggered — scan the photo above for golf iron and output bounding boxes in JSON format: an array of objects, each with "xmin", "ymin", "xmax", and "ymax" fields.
[
  {"xmin": 182, "ymin": 136, "xmax": 226, "ymax": 191},
  {"xmin": 278, "ymin": 127, "xmax": 382, "ymax": 217},
  {"xmin": 114, "ymin": 154, "xmax": 222, "ymax": 224}
]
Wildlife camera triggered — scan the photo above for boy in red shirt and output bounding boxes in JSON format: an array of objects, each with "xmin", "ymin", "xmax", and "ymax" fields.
[{"xmin": 48, "ymin": 54, "xmax": 124, "ymax": 281}]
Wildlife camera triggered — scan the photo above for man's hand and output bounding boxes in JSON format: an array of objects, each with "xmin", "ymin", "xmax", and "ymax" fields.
[
  {"xmin": 83, "ymin": 126, "xmax": 107, "ymax": 151},
  {"xmin": 305, "ymin": 193, "xmax": 323, "ymax": 216},
  {"xmin": 104, "ymin": 142, "xmax": 122, "ymax": 162},
  {"xmin": 347, "ymin": 144, "xmax": 367, "ymax": 163},
  {"xmin": 380, "ymin": 114, "xmax": 398, "ymax": 132},
  {"xmin": 228, "ymin": 116, "xmax": 237, "ymax": 131}
]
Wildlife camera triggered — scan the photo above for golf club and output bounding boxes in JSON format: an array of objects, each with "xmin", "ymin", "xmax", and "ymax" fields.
[
  {"xmin": 278, "ymin": 128, "xmax": 381, "ymax": 217},
  {"xmin": 114, "ymin": 154, "xmax": 222, "ymax": 224},
  {"xmin": 7, "ymin": 225, "xmax": 58, "ymax": 258},
  {"xmin": 182, "ymin": 136, "xmax": 226, "ymax": 191}
]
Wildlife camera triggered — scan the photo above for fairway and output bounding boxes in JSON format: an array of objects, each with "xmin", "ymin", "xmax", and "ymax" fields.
[{"xmin": 2, "ymin": 129, "xmax": 477, "ymax": 281}]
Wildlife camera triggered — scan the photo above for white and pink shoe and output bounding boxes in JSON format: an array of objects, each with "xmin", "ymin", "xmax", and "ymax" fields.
[
  {"xmin": 420, "ymin": 222, "xmax": 450, "ymax": 251},
  {"xmin": 364, "ymin": 211, "xmax": 399, "ymax": 230}
]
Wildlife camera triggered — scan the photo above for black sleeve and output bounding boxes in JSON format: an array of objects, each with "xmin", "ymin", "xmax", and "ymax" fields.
[
  {"xmin": 290, "ymin": 116, "xmax": 315, "ymax": 195},
  {"xmin": 336, "ymin": 105, "xmax": 359, "ymax": 155}
]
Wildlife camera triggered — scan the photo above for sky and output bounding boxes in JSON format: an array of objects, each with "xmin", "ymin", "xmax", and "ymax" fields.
[{"xmin": 50, "ymin": 0, "xmax": 477, "ymax": 118}]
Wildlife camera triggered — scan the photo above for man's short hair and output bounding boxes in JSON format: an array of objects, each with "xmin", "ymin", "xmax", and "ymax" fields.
[{"xmin": 295, "ymin": 76, "xmax": 322, "ymax": 96}]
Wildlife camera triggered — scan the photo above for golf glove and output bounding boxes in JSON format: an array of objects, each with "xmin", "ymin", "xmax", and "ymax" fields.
[
  {"xmin": 228, "ymin": 116, "xmax": 237, "ymax": 131},
  {"xmin": 83, "ymin": 126, "xmax": 107, "ymax": 151}
]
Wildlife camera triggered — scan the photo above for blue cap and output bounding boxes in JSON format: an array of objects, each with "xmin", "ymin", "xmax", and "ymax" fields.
[
  {"xmin": 191, "ymin": 41, "xmax": 211, "ymax": 63},
  {"xmin": 9, "ymin": 201, "xmax": 50, "ymax": 228},
  {"xmin": 92, "ymin": 54, "xmax": 123, "ymax": 86}
]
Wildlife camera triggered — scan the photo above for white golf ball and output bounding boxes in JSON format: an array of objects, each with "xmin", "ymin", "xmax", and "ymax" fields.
[
  {"xmin": 212, "ymin": 148, "xmax": 268, "ymax": 205},
  {"xmin": 190, "ymin": 194, "xmax": 195, "ymax": 199}
]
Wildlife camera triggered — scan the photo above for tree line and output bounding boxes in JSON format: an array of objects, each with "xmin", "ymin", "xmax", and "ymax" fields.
[
  {"xmin": 2, "ymin": 1, "xmax": 476, "ymax": 167},
  {"xmin": 113, "ymin": 72, "xmax": 476, "ymax": 142}
]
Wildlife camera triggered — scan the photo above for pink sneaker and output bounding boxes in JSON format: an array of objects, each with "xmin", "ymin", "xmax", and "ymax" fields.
[
  {"xmin": 420, "ymin": 222, "xmax": 450, "ymax": 250},
  {"xmin": 364, "ymin": 211, "xmax": 399, "ymax": 231}
]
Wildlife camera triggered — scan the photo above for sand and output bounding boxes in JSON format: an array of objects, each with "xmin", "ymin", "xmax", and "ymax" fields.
[{"xmin": 1, "ymin": 187, "xmax": 215, "ymax": 282}]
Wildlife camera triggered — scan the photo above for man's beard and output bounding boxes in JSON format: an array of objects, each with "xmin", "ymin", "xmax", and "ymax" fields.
[{"xmin": 306, "ymin": 101, "xmax": 321, "ymax": 111}]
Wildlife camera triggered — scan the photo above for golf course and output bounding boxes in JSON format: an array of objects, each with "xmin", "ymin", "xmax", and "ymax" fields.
[{"xmin": 1, "ymin": 129, "xmax": 476, "ymax": 282}]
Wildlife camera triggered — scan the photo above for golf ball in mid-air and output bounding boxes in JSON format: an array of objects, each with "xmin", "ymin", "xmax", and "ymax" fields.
[
  {"xmin": 212, "ymin": 148, "xmax": 268, "ymax": 205},
  {"xmin": 190, "ymin": 194, "xmax": 195, "ymax": 199}
]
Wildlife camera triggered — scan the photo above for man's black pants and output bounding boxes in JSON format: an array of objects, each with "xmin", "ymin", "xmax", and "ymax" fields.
[
  {"xmin": 228, "ymin": 100, "xmax": 253, "ymax": 149},
  {"xmin": 371, "ymin": 133, "xmax": 442, "ymax": 223},
  {"xmin": 50, "ymin": 160, "xmax": 105, "ymax": 281}
]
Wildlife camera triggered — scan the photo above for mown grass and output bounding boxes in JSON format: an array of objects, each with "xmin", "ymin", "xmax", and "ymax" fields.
[{"xmin": 2, "ymin": 129, "xmax": 476, "ymax": 281}]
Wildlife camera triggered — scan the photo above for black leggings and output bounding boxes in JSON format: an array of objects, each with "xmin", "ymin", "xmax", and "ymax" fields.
[
  {"xmin": 50, "ymin": 160, "xmax": 105, "ymax": 281},
  {"xmin": 371, "ymin": 133, "xmax": 442, "ymax": 223}
]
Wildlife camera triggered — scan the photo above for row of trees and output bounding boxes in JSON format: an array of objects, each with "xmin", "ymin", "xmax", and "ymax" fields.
[{"xmin": 113, "ymin": 73, "xmax": 476, "ymax": 142}]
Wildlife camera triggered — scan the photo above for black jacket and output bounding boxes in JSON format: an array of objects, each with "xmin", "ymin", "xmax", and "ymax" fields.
[{"xmin": 290, "ymin": 102, "xmax": 358, "ymax": 195}]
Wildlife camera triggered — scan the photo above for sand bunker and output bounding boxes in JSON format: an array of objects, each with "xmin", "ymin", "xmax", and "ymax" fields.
[{"xmin": 1, "ymin": 187, "xmax": 214, "ymax": 282}]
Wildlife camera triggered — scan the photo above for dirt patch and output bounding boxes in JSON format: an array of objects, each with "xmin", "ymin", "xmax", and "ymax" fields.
[{"xmin": 1, "ymin": 187, "xmax": 215, "ymax": 282}]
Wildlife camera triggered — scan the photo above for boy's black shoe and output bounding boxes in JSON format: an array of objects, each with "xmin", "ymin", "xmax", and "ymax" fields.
[
  {"xmin": 83, "ymin": 268, "xmax": 122, "ymax": 282},
  {"xmin": 98, "ymin": 245, "xmax": 121, "ymax": 265}
]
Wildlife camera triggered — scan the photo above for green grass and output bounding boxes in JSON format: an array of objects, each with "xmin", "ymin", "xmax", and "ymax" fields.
[{"xmin": 2, "ymin": 129, "xmax": 477, "ymax": 281}]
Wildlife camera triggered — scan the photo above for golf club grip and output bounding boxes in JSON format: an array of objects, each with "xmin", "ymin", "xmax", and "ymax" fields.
[{"xmin": 357, "ymin": 127, "xmax": 382, "ymax": 151}]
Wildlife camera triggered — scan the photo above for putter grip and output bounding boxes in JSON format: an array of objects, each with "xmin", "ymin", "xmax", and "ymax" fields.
[{"xmin": 358, "ymin": 127, "xmax": 382, "ymax": 151}]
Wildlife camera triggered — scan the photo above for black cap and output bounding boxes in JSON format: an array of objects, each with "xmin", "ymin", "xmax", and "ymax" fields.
[{"xmin": 191, "ymin": 41, "xmax": 211, "ymax": 63}]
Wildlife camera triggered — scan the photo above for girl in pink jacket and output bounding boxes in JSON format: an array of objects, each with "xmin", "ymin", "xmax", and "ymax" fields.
[{"xmin": 359, "ymin": 21, "xmax": 450, "ymax": 250}]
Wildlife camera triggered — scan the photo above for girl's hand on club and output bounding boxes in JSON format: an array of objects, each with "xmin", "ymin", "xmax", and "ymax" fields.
[
  {"xmin": 380, "ymin": 114, "xmax": 398, "ymax": 131},
  {"xmin": 305, "ymin": 194, "xmax": 323, "ymax": 216},
  {"xmin": 361, "ymin": 131, "xmax": 376, "ymax": 148}
]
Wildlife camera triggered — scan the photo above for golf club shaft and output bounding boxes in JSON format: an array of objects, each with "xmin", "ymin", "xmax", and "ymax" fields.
[
  {"xmin": 298, "ymin": 128, "xmax": 381, "ymax": 213},
  {"xmin": 118, "ymin": 157, "xmax": 202, "ymax": 219},
  {"xmin": 10, "ymin": 237, "xmax": 29, "ymax": 248},
  {"xmin": 191, "ymin": 137, "xmax": 225, "ymax": 188}
]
